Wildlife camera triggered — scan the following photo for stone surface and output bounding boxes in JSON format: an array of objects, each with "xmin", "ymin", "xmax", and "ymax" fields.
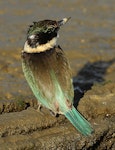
[{"xmin": 0, "ymin": 0, "xmax": 115, "ymax": 149}]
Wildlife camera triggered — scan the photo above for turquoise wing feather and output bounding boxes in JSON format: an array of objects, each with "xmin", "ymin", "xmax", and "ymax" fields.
[
  {"xmin": 22, "ymin": 47, "xmax": 73, "ymax": 112},
  {"xmin": 22, "ymin": 47, "xmax": 93, "ymax": 136},
  {"xmin": 49, "ymin": 70, "xmax": 94, "ymax": 136}
]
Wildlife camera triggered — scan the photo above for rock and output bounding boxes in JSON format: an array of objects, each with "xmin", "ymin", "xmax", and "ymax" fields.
[
  {"xmin": 78, "ymin": 82, "xmax": 115, "ymax": 119},
  {"xmin": 0, "ymin": 0, "xmax": 115, "ymax": 149},
  {"xmin": 0, "ymin": 107, "xmax": 114, "ymax": 150}
]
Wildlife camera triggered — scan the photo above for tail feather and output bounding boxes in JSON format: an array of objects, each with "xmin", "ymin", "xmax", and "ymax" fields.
[{"xmin": 64, "ymin": 107, "xmax": 94, "ymax": 136}]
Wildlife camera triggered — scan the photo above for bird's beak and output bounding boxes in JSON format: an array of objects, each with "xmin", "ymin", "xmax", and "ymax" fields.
[{"xmin": 57, "ymin": 17, "xmax": 71, "ymax": 27}]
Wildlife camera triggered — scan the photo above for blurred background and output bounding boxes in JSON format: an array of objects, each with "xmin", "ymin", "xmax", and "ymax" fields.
[
  {"xmin": 0, "ymin": 0, "xmax": 115, "ymax": 51},
  {"xmin": 0, "ymin": 0, "xmax": 115, "ymax": 100}
]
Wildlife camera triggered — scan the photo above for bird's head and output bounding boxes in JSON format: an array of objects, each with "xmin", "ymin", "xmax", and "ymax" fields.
[{"xmin": 24, "ymin": 17, "xmax": 70, "ymax": 53}]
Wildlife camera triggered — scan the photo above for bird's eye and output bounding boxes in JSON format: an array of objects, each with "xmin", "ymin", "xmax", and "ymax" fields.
[{"xmin": 44, "ymin": 26, "xmax": 55, "ymax": 33}]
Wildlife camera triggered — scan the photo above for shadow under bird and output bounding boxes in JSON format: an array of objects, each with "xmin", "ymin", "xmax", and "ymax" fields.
[{"xmin": 21, "ymin": 17, "xmax": 94, "ymax": 136}]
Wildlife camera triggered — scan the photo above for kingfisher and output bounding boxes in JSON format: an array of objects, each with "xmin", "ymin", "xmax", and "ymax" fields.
[{"xmin": 21, "ymin": 18, "xmax": 93, "ymax": 136}]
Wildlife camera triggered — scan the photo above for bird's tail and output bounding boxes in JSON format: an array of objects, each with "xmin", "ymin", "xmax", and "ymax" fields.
[{"xmin": 64, "ymin": 106, "xmax": 94, "ymax": 136}]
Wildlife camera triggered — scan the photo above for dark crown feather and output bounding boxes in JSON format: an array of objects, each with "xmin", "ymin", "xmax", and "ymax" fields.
[{"xmin": 27, "ymin": 20, "xmax": 58, "ymax": 37}]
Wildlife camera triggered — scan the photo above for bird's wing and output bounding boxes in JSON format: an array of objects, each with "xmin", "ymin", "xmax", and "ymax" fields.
[
  {"xmin": 22, "ymin": 46, "xmax": 74, "ymax": 112},
  {"xmin": 54, "ymin": 46, "xmax": 74, "ymax": 101}
]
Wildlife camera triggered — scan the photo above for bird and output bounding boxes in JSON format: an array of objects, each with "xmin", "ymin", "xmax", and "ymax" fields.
[{"xmin": 21, "ymin": 17, "xmax": 93, "ymax": 136}]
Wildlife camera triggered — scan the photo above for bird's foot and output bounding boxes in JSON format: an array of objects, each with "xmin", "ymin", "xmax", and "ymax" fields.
[
  {"xmin": 37, "ymin": 103, "xmax": 42, "ymax": 111},
  {"xmin": 50, "ymin": 110, "xmax": 59, "ymax": 117},
  {"xmin": 36, "ymin": 103, "xmax": 44, "ymax": 115}
]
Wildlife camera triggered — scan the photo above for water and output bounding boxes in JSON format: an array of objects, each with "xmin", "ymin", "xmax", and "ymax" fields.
[{"xmin": 0, "ymin": 0, "xmax": 115, "ymax": 51}]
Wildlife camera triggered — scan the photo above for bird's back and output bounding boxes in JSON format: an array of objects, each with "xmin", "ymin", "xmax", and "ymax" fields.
[{"xmin": 22, "ymin": 46, "xmax": 74, "ymax": 114}]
